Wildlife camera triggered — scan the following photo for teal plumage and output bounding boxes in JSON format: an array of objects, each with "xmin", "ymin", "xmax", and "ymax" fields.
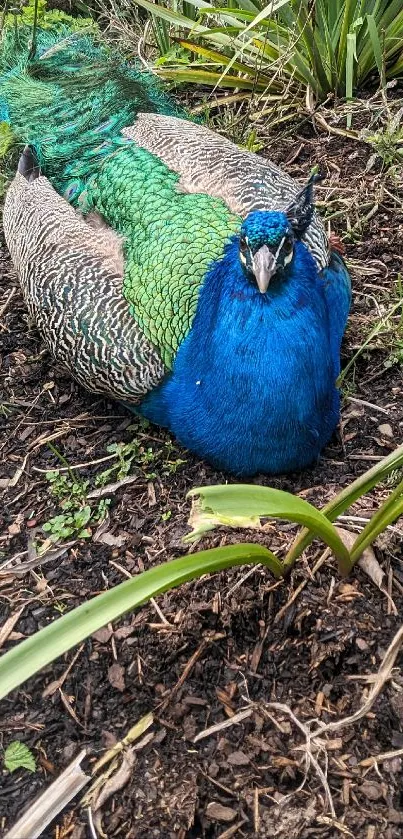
[{"xmin": 1, "ymin": 17, "xmax": 351, "ymax": 475}]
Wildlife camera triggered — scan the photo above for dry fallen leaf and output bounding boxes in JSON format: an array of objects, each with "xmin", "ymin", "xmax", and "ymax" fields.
[
  {"xmin": 0, "ymin": 607, "xmax": 24, "ymax": 650},
  {"xmin": 205, "ymin": 802, "xmax": 237, "ymax": 823},
  {"xmin": 92, "ymin": 748, "xmax": 136, "ymax": 813},
  {"xmin": 360, "ymin": 781, "xmax": 384, "ymax": 802},
  {"xmin": 335, "ymin": 527, "xmax": 384, "ymax": 588},
  {"xmin": 227, "ymin": 750, "xmax": 250, "ymax": 766},
  {"xmin": 95, "ymin": 531, "xmax": 129, "ymax": 548},
  {"xmin": 92, "ymin": 627, "xmax": 113, "ymax": 644},
  {"xmin": 378, "ymin": 423, "xmax": 393, "ymax": 438},
  {"xmin": 108, "ymin": 662, "xmax": 125, "ymax": 692}
]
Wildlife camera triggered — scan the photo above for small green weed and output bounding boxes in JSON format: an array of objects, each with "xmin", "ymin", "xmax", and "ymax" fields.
[
  {"xmin": 361, "ymin": 106, "xmax": 403, "ymax": 175},
  {"xmin": 42, "ymin": 506, "xmax": 92, "ymax": 541},
  {"xmin": 41, "ymin": 429, "xmax": 185, "ymax": 545},
  {"xmin": 4, "ymin": 741, "xmax": 36, "ymax": 773},
  {"xmin": 46, "ymin": 469, "xmax": 89, "ymax": 509},
  {"xmin": 42, "ymin": 470, "xmax": 110, "ymax": 544},
  {"xmin": 95, "ymin": 436, "xmax": 186, "ymax": 486}
]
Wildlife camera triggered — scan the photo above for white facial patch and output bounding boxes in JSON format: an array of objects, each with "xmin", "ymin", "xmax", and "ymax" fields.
[
  {"xmin": 283, "ymin": 248, "xmax": 293, "ymax": 266},
  {"xmin": 274, "ymin": 237, "xmax": 285, "ymax": 260},
  {"xmin": 240, "ymin": 251, "xmax": 247, "ymax": 265}
]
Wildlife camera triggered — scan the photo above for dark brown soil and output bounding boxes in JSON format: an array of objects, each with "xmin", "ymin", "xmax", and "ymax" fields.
[{"xmin": 1, "ymin": 108, "xmax": 403, "ymax": 839}]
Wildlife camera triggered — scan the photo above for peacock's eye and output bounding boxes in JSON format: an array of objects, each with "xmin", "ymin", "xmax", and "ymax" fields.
[
  {"xmin": 283, "ymin": 238, "xmax": 293, "ymax": 254},
  {"xmin": 240, "ymin": 237, "xmax": 248, "ymax": 252}
]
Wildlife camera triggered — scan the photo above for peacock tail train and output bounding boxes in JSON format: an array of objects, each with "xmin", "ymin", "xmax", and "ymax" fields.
[
  {"xmin": 0, "ymin": 12, "xmax": 352, "ymax": 475},
  {"xmin": 0, "ymin": 21, "xmax": 188, "ymax": 200}
]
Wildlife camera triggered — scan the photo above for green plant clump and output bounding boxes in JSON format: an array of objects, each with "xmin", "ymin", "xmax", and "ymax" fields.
[
  {"xmin": 130, "ymin": 0, "xmax": 403, "ymax": 119},
  {"xmin": 4, "ymin": 0, "xmax": 94, "ymax": 32},
  {"xmin": 1, "ymin": 446, "xmax": 403, "ymax": 701}
]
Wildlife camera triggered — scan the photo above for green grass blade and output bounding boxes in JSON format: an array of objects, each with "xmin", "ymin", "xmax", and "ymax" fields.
[
  {"xmin": 326, "ymin": 0, "xmax": 346, "ymax": 34},
  {"xmin": 183, "ymin": 1, "xmax": 198, "ymax": 21},
  {"xmin": 366, "ymin": 13, "xmax": 385, "ymax": 86},
  {"xmin": 155, "ymin": 67, "xmax": 272, "ymax": 90},
  {"xmin": 350, "ymin": 477, "xmax": 403, "ymax": 563},
  {"xmin": 337, "ymin": 0, "xmax": 357, "ymax": 78},
  {"xmin": 284, "ymin": 445, "xmax": 403, "ymax": 569},
  {"xmin": 177, "ymin": 39, "xmax": 273, "ymax": 82},
  {"xmin": 132, "ymin": 0, "xmax": 231, "ymax": 47},
  {"xmin": 338, "ymin": 298, "xmax": 403, "ymax": 386},
  {"xmin": 186, "ymin": 484, "xmax": 352, "ymax": 574},
  {"xmin": 315, "ymin": 0, "xmax": 338, "ymax": 89},
  {"xmin": 289, "ymin": 0, "xmax": 330, "ymax": 96},
  {"xmin": 358, "ymin": 3, "xmax": 403, "ymax": 80},
  {"xmin": 151, "ymin": 14, "xmax": 171, "ymax": 56},
  {"xmin": 210, "ymin": 2, "xmax": 294, "ymax": 91},
  {"xmin": 0, "ymin": 543, "xmax": 281, "ymax": 701},
  {"xmin": 346, "ymin": 31, "xmax": 356, "ymax": 126}
]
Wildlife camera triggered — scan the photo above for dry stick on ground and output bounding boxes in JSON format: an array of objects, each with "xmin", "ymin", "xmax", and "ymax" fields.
[
  {"xmin": 160, "ymin": 631, "xmax": 226, "ymax": 711},
  {"xmin": 256, "ymin": 624, "xmax": 403, "ymax": 815},
  {"xmin": 0, "ymin": 427, "xmax": 73, "ymax": 489},
  {"xmin": 0, "ymin": 285, "xmax": 17, "ymax": 324},
  {"xmin": 3, "ymin": 750, "xmax": 90, "ymax": 839},
  {"xmin": 262, "ymin": 702, "xmax": 336, "ymax": 817},
  {"xmin": 193, "ymin": 708, "xmax": 254, "ymax": 744},
  {"xmin": 1, "ymin": 542, "xmax": 74, "ymax": 575},
  {"xmin": 311, "ymin": 623, "xmax": 403, "ymax": 740}
]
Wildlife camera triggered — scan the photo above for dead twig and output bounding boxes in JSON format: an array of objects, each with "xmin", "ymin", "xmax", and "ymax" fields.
[
  {"xmin": 0, "ymin": 286, "xmax": 17, "ymax": 322},
  {"xmin": 86, "ymin": 475, "xmax": 137, "ymax": 499},
  {"xmin": 0, "ymin": 606, "xmax": 25, "ymax": 649},
  {"xmin": 193, "ymin": 708, "xmax": 253, "ymax": 743},
  {"xmin": 42, "ymin": 645, "xmax": 85, "ymax": 698},
  {"xmin": 1, "ymin": 542, "xmax": 74, "ymax": 576},
  {"xmin": 161, "ymin": 632, "xmax": 225, "ymax": 711},
  {"xmin": 311, "ymin": 624, "xmax": 403, "ymax": 739},
  {"xmin": 360, "ymin": 746, "xmax": 403, "ymax": 768},
  {"xmin": 262, "ymin": 701, "xmax": 336, "ymax": 817}
]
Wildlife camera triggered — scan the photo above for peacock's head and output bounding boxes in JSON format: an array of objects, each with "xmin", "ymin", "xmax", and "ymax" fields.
[{"xmin": 239, "ymin": 171, "xmax": 322, "ymax": 293}]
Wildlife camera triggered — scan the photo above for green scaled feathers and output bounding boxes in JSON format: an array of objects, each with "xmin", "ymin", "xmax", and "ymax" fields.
[{"xmin": 84, "ymin": 145, "xmax": 240, "ymax": 368}]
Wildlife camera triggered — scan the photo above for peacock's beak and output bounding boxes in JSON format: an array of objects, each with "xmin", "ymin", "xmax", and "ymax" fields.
[{"xmin": 252, "ymin": 245, "xmax": 277, "ymax": 294}]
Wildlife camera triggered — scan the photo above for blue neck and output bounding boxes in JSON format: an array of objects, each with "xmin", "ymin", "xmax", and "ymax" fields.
[{"xmin": 139, "ymin": 238, "xmax": 340, "ymax": 475}]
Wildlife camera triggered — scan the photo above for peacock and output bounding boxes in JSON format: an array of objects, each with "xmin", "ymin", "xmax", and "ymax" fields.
[{"xmin": 0, "ymin": 19, "xmax": 351, "ymax": 476}]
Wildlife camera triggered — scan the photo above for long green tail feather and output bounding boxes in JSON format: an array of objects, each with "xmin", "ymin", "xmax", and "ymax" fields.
[{"xmin": 0, "ymin": 16, "xmax": 187, "ymax": 202}]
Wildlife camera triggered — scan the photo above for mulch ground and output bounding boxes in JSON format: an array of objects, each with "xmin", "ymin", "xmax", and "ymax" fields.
[{"xmin": 1, "ymin": 101, "xmax": 403, "ymax": 839}]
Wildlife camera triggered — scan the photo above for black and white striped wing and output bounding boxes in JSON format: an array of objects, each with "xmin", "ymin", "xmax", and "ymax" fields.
[{"xmin": 4, "ymin": 173, "xmax": 165, "ymax": 401}]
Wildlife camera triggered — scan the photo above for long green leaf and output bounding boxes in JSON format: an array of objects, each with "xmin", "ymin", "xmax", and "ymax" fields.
[
  {"xmin": 337, "ymin": 0, "xmax": 356, "ymax": 78},
  {"xmin": 133, "ymin": 0, "xmax": 231, "ymax": 47},
  {"xmin": 350, "ymin": 476, "xmax": 403, "ymax": 562},
  {"xmin": 289, "ymin": 0, "xmax": 330, "ymax": 95},
  {"xmin": 177, "ymin": 38, "xmax": 273, "ymax": 82},
  {"xmin": 285, "ymin": 445, "xmax": 403, "ymax": 568},
  {"xmin": 156, "ymin": 67, "xmax": 273, "ymax": 90},
  {"xmin": 366, "ymin": 12, "xmax": 385, "ymax": 86},
  {"xmin": 186, "ymin": 484, "xmax": 352, "ymax": 575},
  {"xmin": 346, "ymin": 31, "xmax": 356, "ymax": 126},
  {"xmin": 212, "ymin": 1, "xmax": 295, "ymax": 92},
  {"xmin": 0, "ymin": 544, "xmax": 281, "ymax": 700}
]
